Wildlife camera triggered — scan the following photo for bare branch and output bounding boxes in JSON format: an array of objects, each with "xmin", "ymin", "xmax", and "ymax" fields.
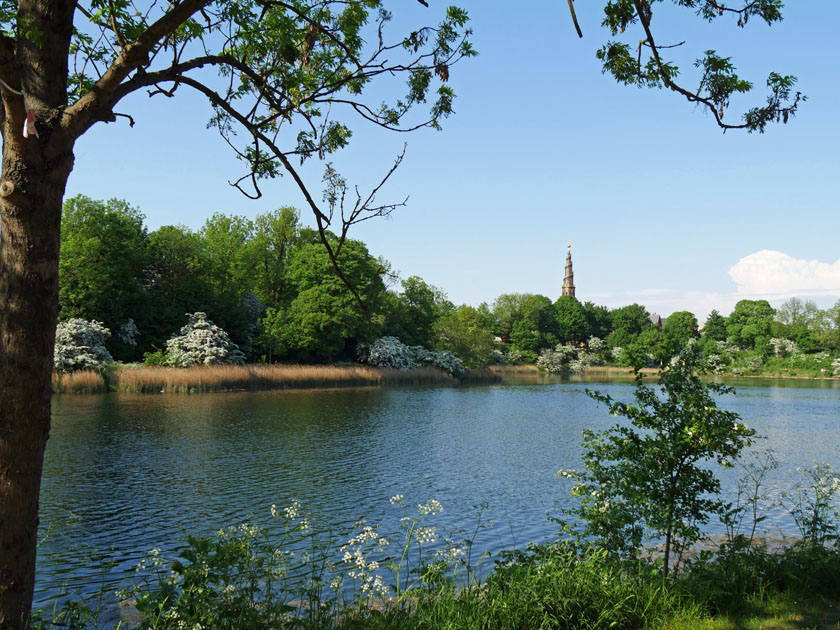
[{"xmin": 567, "ymin": 0, "xmax": 583, "ymax": 38}]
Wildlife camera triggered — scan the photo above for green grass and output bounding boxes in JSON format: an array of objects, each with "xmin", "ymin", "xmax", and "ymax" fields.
[{"xmin": 31, "ymin": 537, "xmax": 840, "ymax": 630}]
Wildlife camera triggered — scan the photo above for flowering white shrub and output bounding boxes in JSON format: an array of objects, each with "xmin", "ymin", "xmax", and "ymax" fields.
[
  {"xmin": 587, "ymin": 336, "xmax": 606, "ymax": 352},
  {"xmin": 359, "ymin": 336, "xmax": 417, "ymax": 370},
  {"xmin": 716, "ymin": 339, "xmax": 740, "ymax": 360},
  {"xmin": 165, "ymin": 312, "xmax": 246, "ymax": 367},
  {"xmin": 611, "ymin": 346, "xmax": 623, "ymax": 362},
  {"xmin": 538, "ymin": 343, "xmax": 598, "ymax": 373},
  {"xmin": 54, "ymin": 318, "xmax": 113, "ymax": 372},
  {"xmin": 705, "ymin": 354, "xmax": 727, "ymax": 375},
  {"xmin": 833, "ymin": 357, "xmax": 840, "ymax": 376},
  {"xmin": 358, "ymin": 337, "xmax": 464, "ymax": 377},
  {"xmin": 769, "ymin": 337, "xmax": 799, "ymax": 358},
  {"xmin": 409, "ymin": 345, "xmax": 465, "ymax": 377}
]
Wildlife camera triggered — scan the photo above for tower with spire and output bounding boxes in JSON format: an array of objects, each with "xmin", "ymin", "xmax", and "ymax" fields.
[{"xmin": 562, "ymin": 242, "xmax": 575, "ymax": 298}]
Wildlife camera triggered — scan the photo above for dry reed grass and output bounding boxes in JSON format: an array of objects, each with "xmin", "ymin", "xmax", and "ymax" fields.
[
  {"xmin": 52, "ymin": 369, "xmax": 107, "ymax": 393},
  {"xmin": 113, "ymin": 363, "xmax": 458, "ymax": 393},
  {"xmin": 487, "ymin": 365, "xmax": 540, "ymax": 374}
]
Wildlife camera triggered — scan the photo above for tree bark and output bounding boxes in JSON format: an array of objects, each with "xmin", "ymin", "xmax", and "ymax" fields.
[{"xmin": 0, "ymin": 130, "xmax": 74, "ymax": 627}]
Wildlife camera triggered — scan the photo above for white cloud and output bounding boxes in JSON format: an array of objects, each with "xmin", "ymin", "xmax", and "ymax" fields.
[
  {"xmin": 728, "ymin": 250, "xmax": 840, "ymax": 296},
  {"xmin": 584, "ymin": 251, "xmax": 840, "ymax": 321}
]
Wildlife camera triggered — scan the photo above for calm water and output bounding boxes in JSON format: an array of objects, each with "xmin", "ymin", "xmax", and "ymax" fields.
[{"xmin": 37, "ymin": 377, "xmax": 840, "ymax": 607}]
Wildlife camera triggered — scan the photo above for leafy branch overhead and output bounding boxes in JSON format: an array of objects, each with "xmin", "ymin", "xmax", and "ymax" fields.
[
  {"xmin": 573, "ymin": 0, "xmax": 803, "ymax": 132},
  {"xmin": 3, "ymin": 0, "xmax": 474, "ymax": 311}
]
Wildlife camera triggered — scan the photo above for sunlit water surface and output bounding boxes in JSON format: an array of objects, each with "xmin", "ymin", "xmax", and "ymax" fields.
[{"xmin": 37, "ymin": 376, "xmax": 840, "ymax": 608}]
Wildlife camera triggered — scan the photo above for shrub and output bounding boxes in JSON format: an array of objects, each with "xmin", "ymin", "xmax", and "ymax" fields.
[
  {"xmin": 165, "ymin": 313, "xmax": 246, "ymax": 367},
  {"xmin": 142, "ymin": 349, "xmax": 169, "ymax": 366},
  {"xmin": 358, "ymin": 337, "xmax": 464, "ymax": 377},
  {"xmin": 358, "ymin": 336, "xmax": 417, "ymax": 370},
  {"xmin": 559, "ymin": 347, "xmax": 756, "ymax": 577},
  {"xmin": 537, "ymin": 343, "xmax": 599, "ymax": 373},
  {"xmin": 54, "ymin": 318, "xmax": 113, "ymax": 372}
]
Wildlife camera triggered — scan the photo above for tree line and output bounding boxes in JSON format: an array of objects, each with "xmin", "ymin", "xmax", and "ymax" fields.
[{"xmin": 57, "ymin": 195, "xmax": 840, "ymax": 375}]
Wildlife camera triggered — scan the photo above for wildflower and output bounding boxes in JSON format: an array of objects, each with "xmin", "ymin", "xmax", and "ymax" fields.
[
  {"xmin": 416, "ymin": 526, "xmax": 437, "ymax": 544},
  {"xmin": 390, "ymin": 494, "xmax": 404, "ymax": 505},
  {"xmin": 284, "ymin": 501, "xmax": 300, "ymax": 520},
  {"xmin": 418, "ymin": 499, "xmax": 443, "ymax": 515}
]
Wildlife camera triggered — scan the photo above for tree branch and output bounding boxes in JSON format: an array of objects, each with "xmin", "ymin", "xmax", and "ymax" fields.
[
  {"xmin": 62, "ymin": 0, "xmax": 213, "ymax": 138},
  {"xmin": 173, "ymin": 74, "xmax": 379, "ymax": 311},
  {"xmin": 631, "ymin": 0, "xmax": 745, "ymax": 130}
]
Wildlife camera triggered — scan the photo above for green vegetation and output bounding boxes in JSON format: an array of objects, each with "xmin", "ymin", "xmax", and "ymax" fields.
[
  {"xmin": 31, "ymin": 499, "xmax": 840, "ymax": 630},
  {"xmin": 54, "ymin": 197, "xmax": 840, "ymax": 382},
  {"xmin": 561, "ymin": 348, "xmax": 756, "ymax": 577}
]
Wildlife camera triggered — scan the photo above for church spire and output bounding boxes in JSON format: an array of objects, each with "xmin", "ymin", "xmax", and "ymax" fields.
[{"xmin": 562, "ymin": 242, "xmax": 575, "ymax": 298}]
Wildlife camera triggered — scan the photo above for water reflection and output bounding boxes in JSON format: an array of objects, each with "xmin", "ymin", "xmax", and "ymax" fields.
[{"xmin": 38, "ymin": 379, "xmax": 840, "ymax": 607}]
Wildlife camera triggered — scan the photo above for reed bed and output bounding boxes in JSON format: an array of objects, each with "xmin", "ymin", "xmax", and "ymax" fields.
[
  {"xmin": 487, "ymin": 364, "xmax": 540, "ymax": 375},
  {"xmin": 113, "ymin": 363, "xmax": 459, "ymax": 393},
  {"xmin": 52, "ymin": 369, "xmax": 107, "ymax": 393}
]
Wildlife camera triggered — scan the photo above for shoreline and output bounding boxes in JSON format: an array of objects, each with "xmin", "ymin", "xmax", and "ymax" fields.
[
  {"xmin": 52, "ymin": 362, "xmax": 838, "ymax": 395},
  {"xmin": 52, "ymin": 364, "xmax": 502, "ymax": 394}
]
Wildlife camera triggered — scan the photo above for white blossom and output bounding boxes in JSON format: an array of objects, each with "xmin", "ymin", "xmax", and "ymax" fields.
[
  {"xmin": 164, "ymin": 312, "xmax": 246, "ymax": 367},
  {"xmin": 54, "ymin": 318, "xmax": 113, "ymax": 372}
]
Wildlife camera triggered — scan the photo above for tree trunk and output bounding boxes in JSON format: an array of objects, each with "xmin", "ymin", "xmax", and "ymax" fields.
[{"xmin": 0, "ymin": 128, "xmax": 74, "ymax": 627}]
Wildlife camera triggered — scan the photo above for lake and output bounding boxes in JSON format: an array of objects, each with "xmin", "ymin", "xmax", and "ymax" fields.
[{"xmin": 37, "ymin": 376, "xmax": 840, "ymax": 608}]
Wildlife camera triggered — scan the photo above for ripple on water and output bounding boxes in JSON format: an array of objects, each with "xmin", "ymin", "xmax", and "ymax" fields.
[{"xmin": 37, "ymin": 381, "xmax": 840, "ymax": 608}]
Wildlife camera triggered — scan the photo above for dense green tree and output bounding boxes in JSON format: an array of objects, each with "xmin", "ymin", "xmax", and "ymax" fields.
[
  {"xmin": 617, "ymin": 341, "xmax": 650, "ymax": 370},
  {"xmin": 200, "ymin": 213, "xmax": 257, "ymax": 298},
  {"xmin": 660, "ymin": 311, "xmax": 699, "ymax": 362},
  {"xmin": 249, "ymin": 208, "xmax": 300, "ymax": 308},
  {"xmin": 583, "ymin": 301, "xmax": 612, "ymax": 340},
  {"xmin": 145, "ymin": 225, "xmax": 215, "ymax": 349},
  {"xmin": 434, "ymin": 305, "xmax": 495, "ymax": 368},
  {"xmin": 198, "ymin": 213, "xmax": 269, "ymax": 348},
  {"xmin": 607, "ymin": 303, "xmax": 652, "ymax": 348},
  {"xmin": 383, "ymin": 276, "xmax": 451, "ymax": 348},
  {"xmin": 509, "ymin": 320, "xmax": 541, "ymax": 354},
  {"xmin": 266, "ymin": 230, "xmax": 385, "ymax": 362},
  {"xmin": 703, "ymin": 310, "xmax": 728, "ymax": 342},
  {"xmin": 726, "ymin": 299, "xmax": 775, "ymax": 350},
  {"xmin": 58, "ymin": 196, "xmax": 149, "ymax": 360},
  {"xmin": 492, "ymin": 293, "xmax": 531, "ymax": 342},
  {"xmin": 475, "ymin": 302, "xmax": 498, "ymax": 336},
  {"xmin": 820, "ymin": 300, "xmax": 840, "ymax": 350},
  {"xmin": 554, "ymin": 295, "xmax": 590, "ymax": 344}
]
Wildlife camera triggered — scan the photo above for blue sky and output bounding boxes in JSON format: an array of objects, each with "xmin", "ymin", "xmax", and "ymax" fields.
[{"xmin": 66, "ymin": 0, "xmax": 840, "ymax": 320}]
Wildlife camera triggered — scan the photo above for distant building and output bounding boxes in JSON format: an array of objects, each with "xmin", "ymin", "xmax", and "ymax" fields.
[
  {"xmin": 562, "ymin": 243, "xmax": 576, "ymax": 298},
  {"xmin": 649, "ymin": 313, "xmax": 663, "ymax": 328}
]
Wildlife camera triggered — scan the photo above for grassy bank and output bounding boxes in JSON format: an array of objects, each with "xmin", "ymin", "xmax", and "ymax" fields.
[
  {"xmin": 34, "ymin": 534, "xmax": 840, "ymax": 630},
  {"xmin": 53, "ymin": 364, "xmax": 502, "ymax": 394}
]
